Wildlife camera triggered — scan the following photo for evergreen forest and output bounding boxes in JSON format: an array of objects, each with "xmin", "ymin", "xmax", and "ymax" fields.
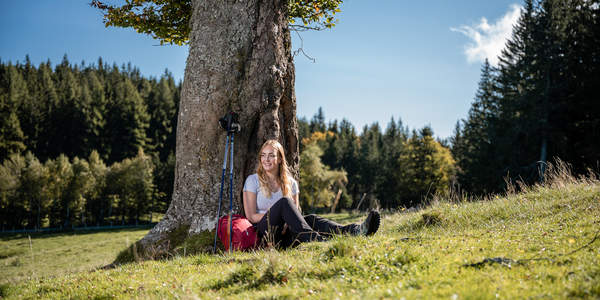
[
  {"xmin": 0, "ymin": 0, "xmax": 599, "ymax": 231},
  {"xmin": 451, "ymin": 0, "xmax": 600, "ymax": 195},
  {"xmin": 0, "ymin": 56, "xmax": 179, "ymax": 230}
]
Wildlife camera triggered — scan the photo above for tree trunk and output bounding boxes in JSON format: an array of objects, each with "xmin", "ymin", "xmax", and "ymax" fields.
[{"xmin": 137, "ymin": 0, "xmax": 298, "ymax": 257}]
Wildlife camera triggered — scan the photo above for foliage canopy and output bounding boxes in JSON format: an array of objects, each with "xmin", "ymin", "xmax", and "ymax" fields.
[{"xmin": 90, "ymin": 0, "xmax": 343, "ymax": 45}]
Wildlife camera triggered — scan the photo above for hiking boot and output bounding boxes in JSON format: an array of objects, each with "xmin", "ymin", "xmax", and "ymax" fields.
[{"xmin": 360, "ymin": 210, "xmax": 380, "ymax": 236}]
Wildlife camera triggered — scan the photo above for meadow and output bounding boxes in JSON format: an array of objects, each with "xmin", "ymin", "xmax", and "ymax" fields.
[
  {"xmin": 0, "ymin": 227, "xmax": 149, "ymax": 285},
  {"xmin": 1, "ymin": 168, "xmax": 599, "ymax": 299}
]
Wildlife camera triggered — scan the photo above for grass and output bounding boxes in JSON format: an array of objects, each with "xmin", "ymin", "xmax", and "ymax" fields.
[
  {"xmin": 0, "ymin": 227, "xmax": 149, "ymax": 285},
  {"xmin": 1, "ymin": 169, "xmax": 599, "ymax": 299}
]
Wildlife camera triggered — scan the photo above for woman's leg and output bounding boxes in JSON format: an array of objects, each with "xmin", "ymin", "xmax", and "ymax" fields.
[
  {"xmin": 255, "ymin": 197, "xmax": 322, "ymax": 246},
  {"xmin": 303, "ymin": 214, "xmax": 360, "ymax": 236}
]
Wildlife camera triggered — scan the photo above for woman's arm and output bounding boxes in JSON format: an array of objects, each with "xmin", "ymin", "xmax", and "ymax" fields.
[
  {"xmin": 293, "ymin": 193, "xmax": 301, "ymax": 212},
  {"xmin": 243, "ymin": 190, "xmax": 264, "ymax": 223}
]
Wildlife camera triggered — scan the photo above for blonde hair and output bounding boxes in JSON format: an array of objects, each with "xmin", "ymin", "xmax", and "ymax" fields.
[{"xmin": 256, "ymin": 140, "xmax": 292, "ymax": 199}]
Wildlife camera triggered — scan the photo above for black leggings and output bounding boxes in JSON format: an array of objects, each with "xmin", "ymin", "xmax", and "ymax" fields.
[{"xmin": 254, "ymin": 197, "xmax": 359, "ymax": 248}]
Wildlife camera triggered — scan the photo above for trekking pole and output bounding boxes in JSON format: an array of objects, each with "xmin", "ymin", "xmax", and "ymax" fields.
[
  {"xmin": 213, "ymin": 132, "xmax": 230, "ymax": 253},
  {"xmin": 228, "ymin": 131, "xmax": 235, "ymax": 254},
  {"xmin": 213, "ymin": 111, "xmax": 240, "ymax": 254}
]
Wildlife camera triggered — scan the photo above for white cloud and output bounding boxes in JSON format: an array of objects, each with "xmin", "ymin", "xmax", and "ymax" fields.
[{"xmin": 451, "ymin": 4, "xmax": 523, "ymax": 66}]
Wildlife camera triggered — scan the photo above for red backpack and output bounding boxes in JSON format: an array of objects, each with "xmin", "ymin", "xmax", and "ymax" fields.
[{"xmin": 217, "ymin": 214, "xmax": 258, "ymax": 251}]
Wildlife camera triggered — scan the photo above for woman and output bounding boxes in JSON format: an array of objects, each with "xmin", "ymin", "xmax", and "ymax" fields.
[{"xmin": 243, "ymin": 139, "xmax": 380, "ymax": 248}]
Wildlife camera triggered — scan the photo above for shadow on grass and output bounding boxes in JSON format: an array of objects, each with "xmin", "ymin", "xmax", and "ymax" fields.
[
  {"xmin": 208, "ymin": 261, "xmax": 294, "ymax": 295},
  {"xmin": 0, "ymin": 283, "xmax": 9, "ymax": 298}
]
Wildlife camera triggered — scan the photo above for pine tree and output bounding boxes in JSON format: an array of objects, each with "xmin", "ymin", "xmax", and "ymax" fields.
[
  {"xmin": 494, "ymin": 0, "xmax": 590, "ymax": 185},
  {"xmin": 456, "ymin": 60, "xmax": 502, "ymax": 194},
  {"xmin": 357, "ymin": 123, "xmax": 383, "ymax": 208},
  {"xmin": 146, "ymin": 72, "xmax": 177, "ymax": 161},
  {"xmin": 297, "ymin": 116, "xmax": 310, "ymax": 152},
  {"xmin": 19, "ymin": 55, "xmax": 43, "ymax": 155},
  {"xmin": 85, "ymin": 70, "xmax": 108, "ymax": 160},
  {"xmin": 153, "ymin": 152, "xmax": 175, "ymax": 214},
  {"xmin": 378, "ymin": 117, "xmax": 408, "ymax": 208},
  {"xmin": 493, "ymin": 0, "xmax": 537, "ymax": 183},
  {"xmin": 309, "ymin": 107, "xmax": 327, "ymax": 133},
  {"xmin": 337, "ymin": 119, "xmax": 360, "ymax": 208},
  {"xmin": 454, "ymin": 0, "xmax": 600, "ymax": 195},
  {"xmin": 551, "ymin": 0, "xmax": 600, "ymax": 174},
  {"xmin": 51, "ymin": 55, "xmax": 84, "ymax": 158},
  {"xmin": 34, "ymin": 61, "xmax": 60, "ymax": 160},
  {"xmin": 105, "ymin": 77, "xmax": 150, "ymax": 162},
  {"xmin": 0, "ymin": 106, "xmax": 26, "ymax": 162},
  {"xmin": 0, "ymin": 64, "xmax": 27, "ymax": 162},
  {"xmin": 321, "ymin": 123, "xmax": 344, "ymax": 170}
]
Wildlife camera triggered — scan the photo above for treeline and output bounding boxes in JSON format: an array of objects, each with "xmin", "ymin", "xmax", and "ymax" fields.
[
  {"xmin": 0, "ymin": 55, "xmax": 179, "ymax": 163},
  {"xmin": 0, "ymin": 150, "xmax": 159, "ymax": 230},
  {"xmin": 451, "ymin": 0, "xmax": 600, "ymax": 195},
  {"xmin": 298, "ymin": 108, "xmax": 455, "ymax": 211},
  {"xmin": 0, "ymin": 56, "xmax": 179, "ymax": 229},
  {"xmin": 3, "ymin": 0, "xmax": 598, "ymax": 226}
]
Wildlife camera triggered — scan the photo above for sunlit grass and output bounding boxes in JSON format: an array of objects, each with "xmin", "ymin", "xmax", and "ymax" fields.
[
  {"xmin": 0, "ymin": 228, "xmax": 149, "ymax": 285},
  {"xmin": 2, "ymin": 165, "xmax": 599, "ymax": 299}
]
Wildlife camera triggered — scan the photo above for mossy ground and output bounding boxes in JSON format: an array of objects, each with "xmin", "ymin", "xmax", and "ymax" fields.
[{"xmin": 2, "ymin": 176, "xmax": 599, "ymax": 299}]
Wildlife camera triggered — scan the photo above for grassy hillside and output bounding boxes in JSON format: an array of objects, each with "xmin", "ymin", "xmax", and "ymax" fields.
[
  {"xmin": 2, "ymin": 170, "xmax": 599, "ymax": 299},
  {"xmin": 0, "ymin": 228, "xmax": 149, "ymax": 284}
]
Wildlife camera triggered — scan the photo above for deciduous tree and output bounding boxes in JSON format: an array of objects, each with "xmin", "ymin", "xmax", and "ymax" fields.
[{"xmin": 92, "ymin": 0, "xmax": 344, "ymax": 256}]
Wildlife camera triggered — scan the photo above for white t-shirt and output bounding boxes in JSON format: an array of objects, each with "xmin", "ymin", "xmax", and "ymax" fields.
[{"xmin": 243, "ymin": 173, "xmax": 299, "ymax": 214}]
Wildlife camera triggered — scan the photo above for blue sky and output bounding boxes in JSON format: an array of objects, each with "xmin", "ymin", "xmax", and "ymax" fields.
[{"xmin": 0, "ymin": 0, "xmax": 521, "ymax": 138}]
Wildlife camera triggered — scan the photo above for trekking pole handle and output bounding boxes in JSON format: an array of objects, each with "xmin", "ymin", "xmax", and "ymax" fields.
[{"xmin": 219, "ymin": 111, "xmax": 241, "ymax": 134}]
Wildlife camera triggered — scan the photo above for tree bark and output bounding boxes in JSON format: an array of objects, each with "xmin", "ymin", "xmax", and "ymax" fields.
[{"xmin": 137, "ymin": 0, "xmax": 298, "ymax": 256}]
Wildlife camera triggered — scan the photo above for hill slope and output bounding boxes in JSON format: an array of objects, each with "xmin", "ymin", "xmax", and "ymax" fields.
[
  {"xmin": 2, "ymin": 174, "xmax": 599, "ymax": 299},
  {"xmin": 0, "ymin": 227, "xmax": 149, "ymax": 285}
]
